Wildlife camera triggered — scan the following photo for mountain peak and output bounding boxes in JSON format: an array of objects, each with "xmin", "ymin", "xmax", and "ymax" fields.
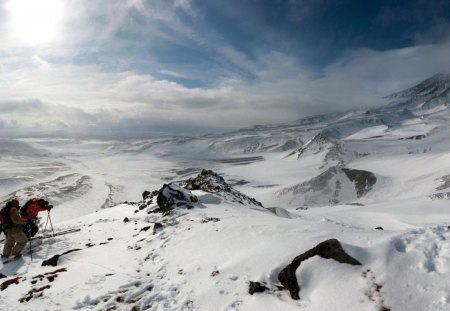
[{"xmin": 387, "ymin": 72, "xmax": 450, "ymax": 99}]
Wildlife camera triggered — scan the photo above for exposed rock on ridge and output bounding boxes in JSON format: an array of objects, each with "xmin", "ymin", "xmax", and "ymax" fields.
[
  {"xmin": 184, "ymin": 169, "xmax": 263, "ymax": 207},
  {"xmin": 276, "ymin": 166, "xmax": 377, "ymax": 206},
  {"xmin": 155, "ymin": 183, "xmax": 198, "ymax": 213}
]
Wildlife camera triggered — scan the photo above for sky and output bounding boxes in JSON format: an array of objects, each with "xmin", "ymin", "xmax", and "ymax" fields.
[{"xmin": 1, "ymin": 0, "xmax": 450, "ymax": 138}]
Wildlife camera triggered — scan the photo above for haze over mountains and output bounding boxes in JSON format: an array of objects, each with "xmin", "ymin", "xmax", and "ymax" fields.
[{"xmin": 0, "ymin": 73, "xmax": 450, "ymax": 310}]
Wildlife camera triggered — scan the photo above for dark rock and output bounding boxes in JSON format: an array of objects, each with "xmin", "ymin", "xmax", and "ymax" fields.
[
  {"xmin": 42, "ymin": 249, "xmax": 82, "ymax": 267},
  {"xmin": 123, "ymin": 217, "xmax": 130, "ymax": 223},
  {"xmin": 278, "ymin": 239, "xmax": 361, "ymax": 300},
  {"xmin": 142, "ymin": 191, "xmax": 151, "ymax": 200},
  {"xmin": 42, "ymin": 255, "xmax": 60, "ymax": 267},
  {"xmin": 1, "ymin": 277, "xmax": 21, "ymax": 291},
  {"xmin": 210, "ymin": 270, "xmax": 220, "ymax": 277},
  {"xmin": 201, "ymin": 217, "xmax": 220, "ymax": 223},
  {"xmin": 142, "ymin": 190, "xmax": 160, "ymax": 202},
  {"xmin": 342, "ymin": 168, "xmax": 377, "ymax": 198},
  {"xmin": 0, "ymin": 273, "xmax": 6, "ymax": 279},
  {"xmin": 153, "ymin": 223, "xmax": 163, "ymax": 234},
  {"xmin": 155, "ymin": 183, "xmax": 198, "ymax": 213},
  {"xmin": 185, "ymin": 169, "xmax": 263, "ymax": 207},
  {"xmin": 248, "ymin": 281, "xmax": 269, "ymax": 295},
  {"xmin": 19, "ymin": 285, "xmax": 51, "ymax": 303},
  {"xmin": 375, "ymin": 227, "xmax": 384, "ymax": 230},
  {"xmin": 430, "ymin": 192, "xmax": 450, "ymax": 200}
]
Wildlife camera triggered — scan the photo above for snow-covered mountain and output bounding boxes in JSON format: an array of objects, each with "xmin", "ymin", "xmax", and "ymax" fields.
[{"xmin": 1, "ymin": 74, "xmax": 450, "ymax": 310}]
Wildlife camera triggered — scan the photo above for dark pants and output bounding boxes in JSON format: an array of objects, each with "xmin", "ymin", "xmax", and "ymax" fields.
[{"xmin": 23, "ymin": 222, "xmax": 39, "ymax": 238}]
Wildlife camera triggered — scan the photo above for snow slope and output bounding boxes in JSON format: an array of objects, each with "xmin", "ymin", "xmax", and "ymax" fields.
[
  {"xmin": 1, "ymin": 73, "xmax": 450, "ymax": 310},
  {"xmin": 1, "ymin": 179, "xmax": 450, "ymax": 310}
]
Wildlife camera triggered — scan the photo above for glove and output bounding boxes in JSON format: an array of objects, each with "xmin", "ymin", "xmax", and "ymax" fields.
[{"xmin": 48, "ymin": 205, "xmax": 53, "ymax": 210}]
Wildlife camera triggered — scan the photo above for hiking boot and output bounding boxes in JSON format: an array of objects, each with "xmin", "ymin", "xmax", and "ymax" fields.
[{"xmin": 13, "ymin": 254, "xmax": 22, "ymax": 260}]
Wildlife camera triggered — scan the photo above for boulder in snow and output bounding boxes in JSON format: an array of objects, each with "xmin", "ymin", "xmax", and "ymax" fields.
[
  {"xmin": 155, "ymin": 183, "xmax": 198, "ymax": 213},
  {"xmin": 278, "ymin": 239, "xmax": 361, "ymax": 300}
]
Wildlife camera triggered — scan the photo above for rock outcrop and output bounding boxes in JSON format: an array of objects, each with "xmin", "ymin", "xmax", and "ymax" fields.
[
  {"xmin": 278, "ymin": 239, "xmax": 361, "ymax": 300},
  {"xmin": 276, "ymin": 166, "xmax": 377, "ymax": 206},
  {"xmin": 341, "ymin": 168, "xmax": 377, "ymax": 198},
  {"xmin": 155, "ymin": 183, "xmax": 198, "ymax": 213},
  {"xmin": 184, "ymin": 169, "xmax": 263, "ymax": 207}
]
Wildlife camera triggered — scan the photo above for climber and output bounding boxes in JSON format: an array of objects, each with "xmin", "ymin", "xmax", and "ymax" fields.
[
  {"xmin": 20, "ymin": 198, "xmax": 53, "ymax": 238},
  {"xmin": 1, "ymin": 198, "xmax": 28, "ymax": 260}
]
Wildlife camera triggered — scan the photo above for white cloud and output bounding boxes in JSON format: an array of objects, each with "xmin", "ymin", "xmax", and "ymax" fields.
[
  {"xmin": 32, "ymin": 56, "xmax": 50, "ymax": 69},
  {"xmin": 1, "ymin": 0, "xmax": 450, "ymax": 137},
  {"xmin": 159, "ymin": 69, "xmax": 187, "ymax": 79}
]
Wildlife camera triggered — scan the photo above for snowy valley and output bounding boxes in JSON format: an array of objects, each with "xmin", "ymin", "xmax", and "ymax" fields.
[{"xmin": 1, "ymin": 73, "xmax": 450, "ymax": 310}]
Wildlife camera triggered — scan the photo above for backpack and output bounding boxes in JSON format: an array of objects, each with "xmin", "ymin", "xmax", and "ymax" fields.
[
  {"xmin": 20, "ymin": 198, "xmax": 42, "ymax": 217},
  {"xmin": 0, "ymin": 202, "xmax": 14, "ymax": 233}
]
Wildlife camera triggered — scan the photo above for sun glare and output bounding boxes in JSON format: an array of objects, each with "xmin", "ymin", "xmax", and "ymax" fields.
[{"xmin": 6, "ymin": 0, "xmax": 64, "ymax": 45}]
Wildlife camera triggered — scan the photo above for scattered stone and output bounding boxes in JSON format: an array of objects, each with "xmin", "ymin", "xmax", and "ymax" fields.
[
  {"xmin": 85, "ymin": 243, "xmax": 95, "ymax": 247},
  {"xmin": 375, "ymin": 227, "xmax": 384, "ymax": 230},
  {"xmin": 210, "ymin": 270, "xmax": 220, "ymax": 277},
  {"xmin": 201, "ymin": 217, "xmax": 220, "ymax": 223},
  {"xmin": 278, "ymin": 239, "xmax": 361, "ymax": 300},
  {"xmin": 140, "ymin": 226, "xmax": 151, "ymax": 232},
  {"xmin": 153, "ymin": 223, "xmax": 163, "ymax": 235},
  {"xmin": 19, "ymin": 285, "xmax": 51, "ymax": 303},
  {"xmin": 248, "ymin": 281, "xmax": 269, "ymax": 295},
  {"xmin": 142, "ymin": 191, "xmax": 151, "ymax": 200},
  {"xmin": 142, "ymin": 190, "xmax": 160, "ymax": 201},
  {"xmin": 1, "ymin": 277, "xmax": 22, "ymax": 291},
  {"xmin": 0, "ymin": 273, "xmax": 6, "ymax": 279}
]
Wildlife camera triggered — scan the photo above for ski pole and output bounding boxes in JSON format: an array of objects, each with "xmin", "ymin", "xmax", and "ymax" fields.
[
  {"xmin": 44, "ymin": 211, "xmax": 50, "ymax": 233},
  {"xmin": 28, "ymin": 225, "xmax": 33, "ymax": 261},
  {"xmin": 48, "ymin": 212, "xmax": 55, "ymax": 237}
]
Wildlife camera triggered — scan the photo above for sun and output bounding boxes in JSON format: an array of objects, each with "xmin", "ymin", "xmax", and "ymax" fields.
[{"xmin": 6, "ymin": 0, "xmax": 64, "ymax": 45}]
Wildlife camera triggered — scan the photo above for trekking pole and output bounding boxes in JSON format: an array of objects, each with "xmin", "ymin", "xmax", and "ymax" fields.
[
  {"xmin": 28, "ymin": 225, "xmax": 33, "ymax": 261},
  {"xmin": 48, "ymin": 212, "xmax": 55, "ymax": 237},
  {"xmin": 44, "ymin": 212, "xmax": 50, "ymax": 232}
]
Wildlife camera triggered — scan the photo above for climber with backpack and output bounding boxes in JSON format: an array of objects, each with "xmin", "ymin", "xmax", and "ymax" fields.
[
  {"xmin": 1, "ymin": 198, "xmax": 28, "ymax": 260},
  {"xmin": 19, "ymin": 198, "xmax": 53, "ymax": 238}
]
